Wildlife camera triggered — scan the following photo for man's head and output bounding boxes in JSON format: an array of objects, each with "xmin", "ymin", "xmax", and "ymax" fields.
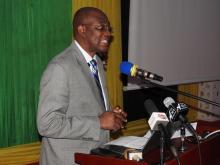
[{"xmin": 73, "ymin": 7, "xmax": 112, "ymax": 57}]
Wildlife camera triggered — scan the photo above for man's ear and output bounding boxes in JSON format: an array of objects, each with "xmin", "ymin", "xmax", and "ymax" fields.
[{"xmin": 77, "ymin": 25, "xmax": 86, "ymax": 37}]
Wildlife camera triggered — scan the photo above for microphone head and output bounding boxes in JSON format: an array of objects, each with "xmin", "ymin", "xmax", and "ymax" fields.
[
  {"xmin": 177, "ymin": 102, "xmax": 188, "ymax": 116},
  {"xmin": 144, "ymin": 99, "xmax": 169, "ymax": 130},
  {"xmin": 144, "ymin": 99, "xmax": 159, "ymax": 116},
  {"xmin": 148, "ymin": 112, "xmax": 169, "ymax": 130},
  {"xmin": 163, "ymin": 97, "xmax": 175, "ymax": 108},
  {"xmin": 120, "ymin": 61, "xmax": 134, "ymax": 76}
]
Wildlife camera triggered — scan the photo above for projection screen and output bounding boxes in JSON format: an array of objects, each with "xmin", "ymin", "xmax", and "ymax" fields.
[{"xmin": 128, "ymin": 0, "xmax": 220, "ymax": 88}]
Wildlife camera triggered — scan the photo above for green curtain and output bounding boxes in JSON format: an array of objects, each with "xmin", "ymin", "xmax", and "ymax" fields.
[{"xmin": 0, "ymin": 0, "xmax": 72, "ymax": 148}]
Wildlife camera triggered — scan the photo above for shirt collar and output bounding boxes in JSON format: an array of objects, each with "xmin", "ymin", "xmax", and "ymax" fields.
[{"xmin": 74, "ymin": 40, "xmax": 97, "ymax": 63}]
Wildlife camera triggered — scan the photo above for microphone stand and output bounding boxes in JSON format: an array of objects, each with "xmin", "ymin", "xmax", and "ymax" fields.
[
  {"xmin": 179, "ymin": 123, "xmax": 188, "ymax": 152},
  {"xmin": 140, "ymin": 79, "xmax": 220, "ymax": 107},
  {"xmin": 158, "ymin": 124, "xmax": 179, "ymax": 165},
  {"xmin": 159, "ymin": 132, "xmax": 165, "ymax": 165},
  {"xmin": 158, "ymin": 124, "xmax": 165, "ymax": 165}
]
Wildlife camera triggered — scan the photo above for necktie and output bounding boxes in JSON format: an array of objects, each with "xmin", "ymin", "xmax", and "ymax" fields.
[{"xmin": 89, "ymin": 59, "xmax": 105, "ymax": 108}]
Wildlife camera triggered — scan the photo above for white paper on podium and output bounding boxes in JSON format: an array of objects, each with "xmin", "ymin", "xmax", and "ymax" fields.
[
  {"xmin": 104, "ymin": 136, "xmax": 149, "ymax": 150},
  {"xmin": 104, "ymin": 122, "xmax": 197, "ymax": 150}
]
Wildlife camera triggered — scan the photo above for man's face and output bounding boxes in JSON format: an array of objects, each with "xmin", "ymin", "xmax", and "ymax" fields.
[{"xmin": 82, "ymin": 12, "xmax": 112, "ymax": 56}]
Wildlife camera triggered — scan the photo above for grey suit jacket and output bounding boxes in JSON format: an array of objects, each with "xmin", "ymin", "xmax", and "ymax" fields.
[{"xmin": 37, "ymin": 42, "xmax": 110, "ymax": 165}]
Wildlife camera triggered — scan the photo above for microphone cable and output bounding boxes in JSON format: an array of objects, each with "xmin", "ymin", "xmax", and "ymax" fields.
[
  {"xmin": 201, "ymin": 129, "xmax": 220, "ymax": 140},
  {"xmin": 184, "ymin": 123, "xmax": 203, "ymax": 165}
]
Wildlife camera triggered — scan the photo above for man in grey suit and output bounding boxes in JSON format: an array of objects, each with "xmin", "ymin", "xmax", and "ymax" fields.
[{"xmin": 37, "ymin": 7, "xmax": 127, "ymax": 165}]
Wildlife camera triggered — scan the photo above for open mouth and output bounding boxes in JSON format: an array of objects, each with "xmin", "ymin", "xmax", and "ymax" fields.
[
  {"xmin": 100, "ymin": 39, "xmax": 110, "ymax": 48},
  {"xmin": 100, "ymin": 39, "xmax": 109, "ymax": 45}
]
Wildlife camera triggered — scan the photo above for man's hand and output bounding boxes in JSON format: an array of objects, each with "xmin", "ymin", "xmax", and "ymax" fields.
[
  {"xmin": 112, "ymin": 106, "xmax": 127, "ymax": 123},
  {"xmin": 99, "ymin": 106, "xmax": 127, "ymax": 132}
]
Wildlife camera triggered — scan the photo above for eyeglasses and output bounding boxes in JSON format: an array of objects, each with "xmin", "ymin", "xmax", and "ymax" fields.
[{"xmin": 83, "ymin": 24, "xmax": 113, "ymax": 33}]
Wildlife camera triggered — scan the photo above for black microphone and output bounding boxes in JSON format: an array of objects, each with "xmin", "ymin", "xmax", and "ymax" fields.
[
  {"xmin": 144, "ymin": 99, "xmax": 169, "ymax": 130},
  {"xmin": 120, "ymin": 61, "xmax": 163, "ymax": 82},
  {"xmin": 144, "ymin": 99, "xmax": 179, "ymax": 160},
  {"xmin": 163, "ymin": 97, "xmax": 198, "ymax": 138},
  {"xmin": 145, "ymin": 99, "xmax": 178, "ymax": 134},
  {"xmin": 163, "ymin": 97, "xmax": 188, "ymax": 122}
]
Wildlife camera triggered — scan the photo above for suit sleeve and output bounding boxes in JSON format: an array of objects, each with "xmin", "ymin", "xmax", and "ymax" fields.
[{"xmin": 37, "ymin": 63, "xmax": 101, "ymax": 141}]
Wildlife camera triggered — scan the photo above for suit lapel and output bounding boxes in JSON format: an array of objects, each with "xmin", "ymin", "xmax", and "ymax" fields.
[
  {"xmin": 70, "ymin": 43, "xmax": 106, "ymax": 111},
  {"xmin": 96, "ymin": 58, "xmax": 110, "ymax": 111}
]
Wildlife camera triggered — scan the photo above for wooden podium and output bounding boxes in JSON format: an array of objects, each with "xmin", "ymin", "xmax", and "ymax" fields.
[{"xmin": 75, "ymin": 120, "xmax": 220, "ymax": 165}]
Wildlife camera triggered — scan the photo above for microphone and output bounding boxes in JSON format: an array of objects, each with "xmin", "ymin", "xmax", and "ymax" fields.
[
  {"xmin": 144, "ymin": 99, "xmax": 169, "ymax": 130},
  {"xmin": 120, "ymin": 61, "xmax": 163, "ymax": 82},
  {"xmin": 163, "ymin": 97, "xmax": 188, "ymax": 122},
  {"xmin": 144, "ymin": 99, "xmax": 179, "ymax": 160},
  {"xmin": 163, "ymin": 97, "xmax": 198, "ymax": 138}
]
